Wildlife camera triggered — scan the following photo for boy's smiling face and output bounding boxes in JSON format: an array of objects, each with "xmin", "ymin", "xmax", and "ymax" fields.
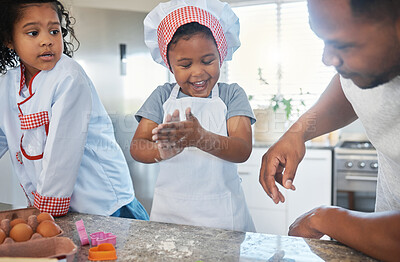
[
  {"xmin": 168, "ymin": 33, "xmax": 220, "ymax": 97},
  {"xmin": 8, "ymin": 3, "xmax": 63, "ymax": 80}
]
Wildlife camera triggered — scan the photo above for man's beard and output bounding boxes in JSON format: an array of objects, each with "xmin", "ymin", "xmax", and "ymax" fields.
[{"xmin": 347, "ymin": 65, "xmax": 400, "ymax": 89}]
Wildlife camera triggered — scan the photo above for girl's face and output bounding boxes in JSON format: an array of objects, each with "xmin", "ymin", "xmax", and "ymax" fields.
[
  {"xmin": 8, "ymin": 3, "xmax": 63, "ymax": 79},
  {"xmin": 168, "ymin": 33, "xmax": 220, "ymax": 97}
]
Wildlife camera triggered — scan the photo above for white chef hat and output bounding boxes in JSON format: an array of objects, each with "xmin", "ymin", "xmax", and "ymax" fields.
[{"xmin": 144, "ymin": 0, "xmax": 240, "ymax": 70}]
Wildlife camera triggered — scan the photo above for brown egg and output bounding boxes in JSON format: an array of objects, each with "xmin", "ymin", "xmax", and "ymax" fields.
[
  {"xmin": 0, "ymin": 228, "xmax": 5, "ymax": 244},
  {"xmin": 9, "ymin": 223, "xmax": 33, "ymax": 242},
  {"xmin": 36, "ymin": 212, "xmax": 55, "ymax": 223},
  {"xmin": 36, "ymin": 220, "xmax": 61, "ymax": 237},
  {"xmin": 10, "ymin": 218, "xmax": 27, "ymax": 227}
]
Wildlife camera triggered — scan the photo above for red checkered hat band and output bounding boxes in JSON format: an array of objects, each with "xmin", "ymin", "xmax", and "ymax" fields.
[
  {"xmin": 19, "ymin": 111, "xmax": 49, "ymax": 130},
  {"xmin": 157, "ymin": 6, "xmax": 227, "ymax": 69}
]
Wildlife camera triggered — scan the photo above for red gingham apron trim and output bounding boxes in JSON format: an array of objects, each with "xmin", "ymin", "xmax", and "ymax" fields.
[
  {"xmin": 157, "ymin": 6, "xmax": 227, "ymax": 70},
  {"xmin": 19, "ymin": 111, "xmax": 49, "ymax": 131},
  {"xmin": 19, "ymin": 64, "xmax": 26, "ymax": 96},
  {"xmin": 18, "ymin": 111, "xmax": 49, "ymax": 160},
  {"xmin": 33, "ymin": 191, "xmax": 70, "ymax": 217},
  {"xmin": 16, "ymin": 152, "xmax": 23, "ymax": 165},
  {"xmin": 19, "ymin": 63, "xmax": 40, "ymax": 97}
]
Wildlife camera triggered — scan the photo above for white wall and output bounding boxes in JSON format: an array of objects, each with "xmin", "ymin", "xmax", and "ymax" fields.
[{"xmin": 71, "ymin": 7, "xmax": 149, "ymax": 112}]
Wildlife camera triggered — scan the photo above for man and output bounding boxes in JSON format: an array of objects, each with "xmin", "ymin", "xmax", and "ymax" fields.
[{"xmin": 259, "ymin": 0, "xmax": 400, "ymax": 261}]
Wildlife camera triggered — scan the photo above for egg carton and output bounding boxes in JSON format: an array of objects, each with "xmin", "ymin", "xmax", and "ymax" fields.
[
  {"xmin": 0, "ymin": 207, "xmax": 63, "ymax": 245},
  {"xmin": 0, "ymin": 236, "xmax": 77, "ymax": 262},
  {"xmin": 0, "ymin": 207, "xmax": 40, "ymax": 221}
]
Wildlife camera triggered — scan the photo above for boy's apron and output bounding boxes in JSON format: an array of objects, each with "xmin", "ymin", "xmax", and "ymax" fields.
[{"xmin": 150, "ymin": 84, "xmax": 255, "ymax": 232}]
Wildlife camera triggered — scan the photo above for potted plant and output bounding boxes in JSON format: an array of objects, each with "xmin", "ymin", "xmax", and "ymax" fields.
[{"xmin": 251, "ymin": 68, "xmax": 306, "ymax": 144}]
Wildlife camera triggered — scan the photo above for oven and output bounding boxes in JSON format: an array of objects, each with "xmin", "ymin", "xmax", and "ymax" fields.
[{"xmin": 333, "ymin": 140, "xmax": 378, "ymax": 212}]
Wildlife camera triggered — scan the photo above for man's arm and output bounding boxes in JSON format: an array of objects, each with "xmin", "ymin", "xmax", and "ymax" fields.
[
  {"xmin": 259, "ymin": 74, "xmax": 359, "ymax": 203},
  {"xmin": 289, "ymin": 206, "xmax": 400, "ymax": 262}
]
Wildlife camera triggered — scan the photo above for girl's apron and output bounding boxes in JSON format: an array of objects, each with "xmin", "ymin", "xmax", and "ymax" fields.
[{"xmin": 150, "ymin": 84, "xmax": 255, "ymax": 232}]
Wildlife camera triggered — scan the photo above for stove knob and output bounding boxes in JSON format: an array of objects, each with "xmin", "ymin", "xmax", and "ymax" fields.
[
  {"xmin": 370, "ymin": 162, "xmax": 378, "ymax": 169},
  {"xmin": 358, "ymin": 161, "xmax": 366, "ymax": 168},
  {"xmin": 345, "ymin": 161, "xmax": 353, "ymax": 168}
]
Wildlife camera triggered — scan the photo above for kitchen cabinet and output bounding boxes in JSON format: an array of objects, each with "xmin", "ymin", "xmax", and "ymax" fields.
[
  {"xmin": 238, "ymin": 147, "xmax": 332, "ymax": 235},
  {"xmin": 0, "ymin": 153, "xmax": 14, "ymax": 204},
  {"xmin": 0, "ymin": 153, "xmax": 26, "ymax": 209}
]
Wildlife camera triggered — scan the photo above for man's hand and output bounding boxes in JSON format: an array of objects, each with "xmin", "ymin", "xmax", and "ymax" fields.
[
  {"xmin": 259, "ymin": 131, "xmax": 305, "ymax": 203},
  {"xmin": 288, "ymin": 206, "xmax": 325, "ymax": 239}
]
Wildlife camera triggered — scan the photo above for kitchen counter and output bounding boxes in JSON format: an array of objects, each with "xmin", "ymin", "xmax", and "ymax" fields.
[
  {"xmin": 55, "ymin": 213, "xmax": 377, "ymax": 262},
  {"xmin": 253, "ymin": 141, "xmax": 335, "ymax": 150}
]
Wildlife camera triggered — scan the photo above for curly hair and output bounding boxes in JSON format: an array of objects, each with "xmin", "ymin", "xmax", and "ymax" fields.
[{"xmin": 0, "ymin": 0, "xmax": 80, "ymax": 74}]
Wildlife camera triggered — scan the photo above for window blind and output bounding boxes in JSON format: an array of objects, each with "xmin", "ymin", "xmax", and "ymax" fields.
[{"xmin": 225, "ymin": 1, "xmax": 336, "ymax": 118}]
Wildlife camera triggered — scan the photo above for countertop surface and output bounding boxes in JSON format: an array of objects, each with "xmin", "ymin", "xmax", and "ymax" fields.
[
  {"xmin": 55, "ymin": 212, "xmax": 377, "ymax": 262},
  {"xmin": 253, "ymin": 141, "xmax": 335, "ymax": 150}
]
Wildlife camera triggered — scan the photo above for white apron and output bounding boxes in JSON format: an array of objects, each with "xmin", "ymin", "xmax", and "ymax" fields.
[{"xmin": 150, "ymin": 84, "xmax": 255, "ymax": 232}]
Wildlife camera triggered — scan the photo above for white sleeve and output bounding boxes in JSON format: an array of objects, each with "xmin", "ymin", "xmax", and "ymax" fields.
[
  {"xmin": 37, "ymin": 70, "xmax": 92, "ymax": 198},
  {"xmin": 0, "ymin": 128, "xmax": 8, "ymax": 158}
]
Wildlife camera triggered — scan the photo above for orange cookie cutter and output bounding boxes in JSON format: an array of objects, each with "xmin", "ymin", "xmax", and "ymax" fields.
[{"xmin": 88, "ymin": 243, "xmax": 117, "ymax": 261}]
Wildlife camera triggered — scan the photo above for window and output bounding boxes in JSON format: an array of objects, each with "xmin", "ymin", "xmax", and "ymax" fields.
[{"xmin": 225, "ymin": 1, "xmax": 336, "ymax": 118}]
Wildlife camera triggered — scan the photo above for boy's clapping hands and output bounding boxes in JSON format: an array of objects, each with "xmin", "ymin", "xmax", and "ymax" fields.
[{"xmin": 152, "ymin": 107, "xmax": 206, "ymax": 160}]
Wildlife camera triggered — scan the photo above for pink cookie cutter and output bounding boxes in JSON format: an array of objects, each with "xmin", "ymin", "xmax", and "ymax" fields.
[
  {"xmin": 75, "ymin": 219, "xmax": 89, "ymax": 246},
  {"xmin": 90, "ymin": 232, "xmax": 117, "ymax": 246}
]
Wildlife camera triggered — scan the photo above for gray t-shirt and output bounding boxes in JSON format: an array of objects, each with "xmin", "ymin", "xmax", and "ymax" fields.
[
  {"xmin": 136, "ymin": 82, "xmax": 256, "ymax": 125},
  {"xmin": 341, "ymin": 75, "xmax": 400, "ymax": 212}
]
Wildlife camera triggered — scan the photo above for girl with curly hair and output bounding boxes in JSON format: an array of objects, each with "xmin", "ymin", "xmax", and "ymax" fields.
[{"xmin": 0, "ymin": 0, "xmax": 149, "ymax": 219}]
